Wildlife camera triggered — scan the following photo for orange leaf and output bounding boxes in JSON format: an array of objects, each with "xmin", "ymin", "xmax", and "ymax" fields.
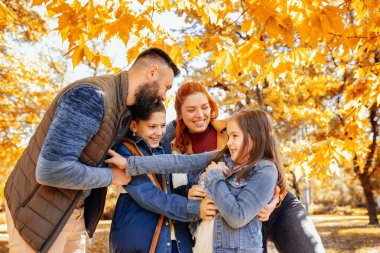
[
  {"xmin": 32, "ymin": 0, "xmax": 48, "ymax": 6},
  {"xmin": 100, "ymin": 56, "xmax": 112, "ymax": 68},
  {"xmin": 72, "ymin": 47, "xmax": 84, "ymax": 67},
  {"xmin": 83, "ymin": 45, "xmax": 94, "ymax": 62}
]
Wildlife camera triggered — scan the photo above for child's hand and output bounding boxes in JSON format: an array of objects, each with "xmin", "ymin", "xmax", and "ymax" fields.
[
  {"xmin": 109, "ymin": 164, "xmax": 131, "ymax": 185},
  {"xmin": 188, "ymin": 185, "xmax": 207, "ymax": 200},
  {"xmin": 206, "ymin": 161, "xmax": 229, "ymax": 175},
  {"xmin": 199, "ymin": 196, "xmax": 218, "ymax": 221},
  {"xmin": 106, "ymin": 149, "xmax": 127, "ymax": 169}
]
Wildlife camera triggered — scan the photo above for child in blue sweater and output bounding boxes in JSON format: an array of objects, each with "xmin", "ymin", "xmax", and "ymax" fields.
[{"xmin": 109, "ymin": 101, "xmax": 213, "ymax": 253}]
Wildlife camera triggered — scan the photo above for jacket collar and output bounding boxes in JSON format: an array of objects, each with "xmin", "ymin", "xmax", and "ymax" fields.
[
  {"xmin": 127, "ymin": 131, "xmax": 165, "ymax": 154},
  {"xmin": 117, "ymin": 70, "xmax": 129, "ymax": 109}
]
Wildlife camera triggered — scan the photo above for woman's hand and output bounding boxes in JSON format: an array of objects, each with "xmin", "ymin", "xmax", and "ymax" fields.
[
  {"xmin": 199, "ymin": 196, "xmax": 218, "ymax": 221},
  {"xmin": 106, "ymin": 149, "xmax": 127, "ymax": 169},
  {"xmin": 188, "ymin": 185, "xmax": 207, "ymax": 200},
  {"xmin": 206, "ymin": 161, "xmax": 230, "ymax": 175},
  {"xmin": 257, "ymin": 186, "xmax": 280, "ymax": 221}
]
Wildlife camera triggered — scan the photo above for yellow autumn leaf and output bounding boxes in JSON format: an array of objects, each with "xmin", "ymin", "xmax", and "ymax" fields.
[
  {"xmin": 72, "ymin": 46, "xmax": 84, "ymax": 67},
  {"xmin": 241, "ymin": 18, "xmax": 252, "ymax": 33},
  {"xmin": 322, "ymin": 6, "xmax": 345, "ymax": 35},
  {"xmin": 31, "ymin": 0, "xmax": 48, "ymax": 6},
  {"xmin": 100, "ymin": 55, "xmax": 112, "ymax": 68},
  {"xmin": 0, "ymin": 2, "xmax": 16, "ymax": 25},
  {"xmin": 83, "ymin": 45, "xmax": 94, "ymax": 62},
  {"xmin": 213, "ymin": 51, "xmax": 228, "ymax": 77},
  {"xmin": 266, "ymin": 16, "xmax": 282, "ymax": 39}
]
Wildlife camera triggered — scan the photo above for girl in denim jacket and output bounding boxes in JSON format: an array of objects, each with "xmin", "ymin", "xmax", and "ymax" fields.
[
  {"xmin": 190, "ymin": 109, "xmax": 285, "ymax": 252},
  {"xmin": 108, "ymin": 109, "xmax": 286, "ymax": 252}
]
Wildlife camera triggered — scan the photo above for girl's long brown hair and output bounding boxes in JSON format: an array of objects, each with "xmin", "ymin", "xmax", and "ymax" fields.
[
  {"xmin": 173, "ymin": 81, "xmax": 219, "ymax": 153},
  {"xmin": 212, "ymin": 109, "xmax": 287, "ymax": 195}
]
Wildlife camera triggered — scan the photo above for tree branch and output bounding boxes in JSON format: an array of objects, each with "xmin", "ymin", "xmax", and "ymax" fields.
[
  {"xmin": 329, "ymin": 32, "xmax": 380, "ymax": 39},
  {"xmin": 216, "ymin": 9, "xmax": 248, "ymax": 34},
  {"xmin": 353, "ymin": 155, "xmax": 361, "ymax": 176},
  {"xmin": 214, "ymin": 81, "xmax": 230, "ymax": 91}
]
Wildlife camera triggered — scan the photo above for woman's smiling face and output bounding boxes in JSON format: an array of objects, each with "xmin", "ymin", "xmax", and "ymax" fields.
[{"xmin": 180, "ymin": 92, "xmax": 212, "ymax": 133}]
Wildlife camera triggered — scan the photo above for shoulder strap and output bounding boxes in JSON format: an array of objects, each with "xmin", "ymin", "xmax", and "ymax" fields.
[
  {"xmin": 149, "ymin": 215, "xmax": 165, "ymax": 253},
  {"xmin": 121, "ymin": 138, "xmax": 163, "ymax": 190},
  {"xmin": 121, "ymin": 137, "xmax": 165, "ymax": 252}
]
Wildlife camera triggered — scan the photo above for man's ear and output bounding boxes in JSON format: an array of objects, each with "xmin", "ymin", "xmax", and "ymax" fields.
[
  {"xmin": 130, "ymin": 120, "xmax": 138, "ymax": 133},
  {"xmin": 146, "ymin": 64, "xmax": 159, "ymax": 82}
]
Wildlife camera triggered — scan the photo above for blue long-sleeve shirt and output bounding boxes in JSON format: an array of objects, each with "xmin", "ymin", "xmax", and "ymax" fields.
[
  {"xmin": 117, "ymin": 135, "xmax": 201, "ymax": 222},
  {"xmin": 35, "ymin": 85, "xmax": 114, "ymax": 198}
]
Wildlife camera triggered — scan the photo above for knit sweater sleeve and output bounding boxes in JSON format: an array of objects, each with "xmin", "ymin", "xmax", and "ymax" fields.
[{"xmin": 36, "ymin": 85, "xmax": 113, "ymax": 190}]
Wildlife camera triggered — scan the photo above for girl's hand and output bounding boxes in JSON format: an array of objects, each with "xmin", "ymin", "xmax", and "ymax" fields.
[
  {"xmin": 188, "ymin": 185, "xmax": 207, "ymax": 200},
  {"xmin": 105, "ymin": 149, "xmax": 127, "ymax": 169},
  {"xmin": 206, "ymin": 161, "xmax": 229, "ymax": 175},
  {"xmin": 199, "ymin": 196, "xmax": 218, "ymax": 221}
]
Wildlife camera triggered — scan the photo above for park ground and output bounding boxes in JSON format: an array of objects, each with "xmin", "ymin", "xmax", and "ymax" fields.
[{"xmin": 0, "ymin": 209, "xmax": 379, "ymax": 252}]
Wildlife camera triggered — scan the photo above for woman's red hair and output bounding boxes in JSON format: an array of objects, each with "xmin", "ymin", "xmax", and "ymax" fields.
[{"xmin": 173, "ymin": 81, "xmax": 219, "ymax": 153}]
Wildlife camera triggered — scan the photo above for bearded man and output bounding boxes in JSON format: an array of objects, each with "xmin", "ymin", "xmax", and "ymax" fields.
[{"xmin": 4, "ymin": 48, "xmax": 180, "ymax": 253}]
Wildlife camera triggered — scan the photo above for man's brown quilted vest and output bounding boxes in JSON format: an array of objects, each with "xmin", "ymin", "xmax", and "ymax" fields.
[{"xmin": 4, "ymin": 71, "xmax": 130, "ymax": 252}]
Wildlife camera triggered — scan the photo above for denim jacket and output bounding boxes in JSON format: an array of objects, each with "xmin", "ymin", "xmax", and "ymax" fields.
[
  {"xmin": 125, "ymin": 154, "xmax": 278, "ymax": 252},
  {"xmin": 203, "ymin": 159, "xmax": 277, "ymax": 252},
  {"xmin": 110, "ymin": 134, "xmax": 200, "ymax": 253}
]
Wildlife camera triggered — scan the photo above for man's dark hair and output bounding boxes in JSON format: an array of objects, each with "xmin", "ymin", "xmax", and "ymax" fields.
[{"xmin": 134, "ymin": 47, "xmax": 180, "ymax": 77}]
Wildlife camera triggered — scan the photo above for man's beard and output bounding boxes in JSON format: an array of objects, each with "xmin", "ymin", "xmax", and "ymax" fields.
[{"xmin": 130, "ymin": 81, "xmax": 162, "ymax": 111}]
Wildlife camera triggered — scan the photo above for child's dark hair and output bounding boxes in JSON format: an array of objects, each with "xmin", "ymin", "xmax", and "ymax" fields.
[{"xmin": 129, "ymin": 101, "xmax": 166, "ymax": 122}]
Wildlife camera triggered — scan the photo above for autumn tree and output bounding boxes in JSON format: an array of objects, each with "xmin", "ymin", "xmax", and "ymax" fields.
[
  {"xmin": 0, "ymin": 0, "xmax": 67, "ymax": 206},
  {"xmin": 8, "ymin": 0, "xmax": 380, "ymax": 224}
]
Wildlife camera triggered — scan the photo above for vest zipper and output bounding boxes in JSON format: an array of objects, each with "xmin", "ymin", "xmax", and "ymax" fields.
[{"xmin": 87, "ymin": 109, "xmax": 130, "ymax": 238}]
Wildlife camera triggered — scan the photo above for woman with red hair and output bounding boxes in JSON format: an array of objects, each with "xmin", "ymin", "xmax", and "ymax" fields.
[{"xmin": 164, "ymin": 81, "xmax": 325, "ymax": 253}]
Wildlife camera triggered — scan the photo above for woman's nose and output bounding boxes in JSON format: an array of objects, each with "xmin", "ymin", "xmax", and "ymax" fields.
[{"xmin": 195, "ymin": 109, "xmax": 203, "ymax": 117}]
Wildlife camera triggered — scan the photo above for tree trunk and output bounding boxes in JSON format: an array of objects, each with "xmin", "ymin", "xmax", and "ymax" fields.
[
  {"xmin": 290, "ymin": 171, "xmax": 301, "ymax": 200},
  {"xmin": 358, "ymin": 174, "xmax": 379, "ymax": 224}
]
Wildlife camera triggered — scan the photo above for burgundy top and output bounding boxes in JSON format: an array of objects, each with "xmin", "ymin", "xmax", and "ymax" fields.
[{"xmin": 189, "ymin": 124, "xmax": 217, "ymax": 154}]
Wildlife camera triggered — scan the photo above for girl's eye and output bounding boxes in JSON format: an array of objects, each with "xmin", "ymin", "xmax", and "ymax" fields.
[{"xmin": 187, "ymin": 110, "xmax": 195, "ymax": 113}]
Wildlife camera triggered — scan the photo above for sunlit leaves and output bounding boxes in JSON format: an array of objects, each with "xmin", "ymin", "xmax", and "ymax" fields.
[
  {"xmin": 4, "ymin": 0, "xmax": 380, "ymax": 189},
  {"xmin": 0, "ymin": 2, "xmax": 16, "ymax": 27}
]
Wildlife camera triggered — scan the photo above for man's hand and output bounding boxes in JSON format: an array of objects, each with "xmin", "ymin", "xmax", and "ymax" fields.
[
  {"xmin": 188, "ymin": 185, "xmax": 207, "ymax": 200},
  {"xmin": 257, "ymin": 186, "xmax": 280, "ymax": 221},
  {"xmin": 106, "ymin": 149, "xmax": 127, "ymax": 169},
  {"xmin": 199, "ymin": 196, "xmax": 218, "ymax": 221},
  {"xmin": 205, "ymin": 161, "xmax": 229, "ymax": 175}
]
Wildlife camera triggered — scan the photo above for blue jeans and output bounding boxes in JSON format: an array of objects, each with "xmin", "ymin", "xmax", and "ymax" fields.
[{"xmin": 263, "ymin": 192, "xmax": 325, "ymax": 253}]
